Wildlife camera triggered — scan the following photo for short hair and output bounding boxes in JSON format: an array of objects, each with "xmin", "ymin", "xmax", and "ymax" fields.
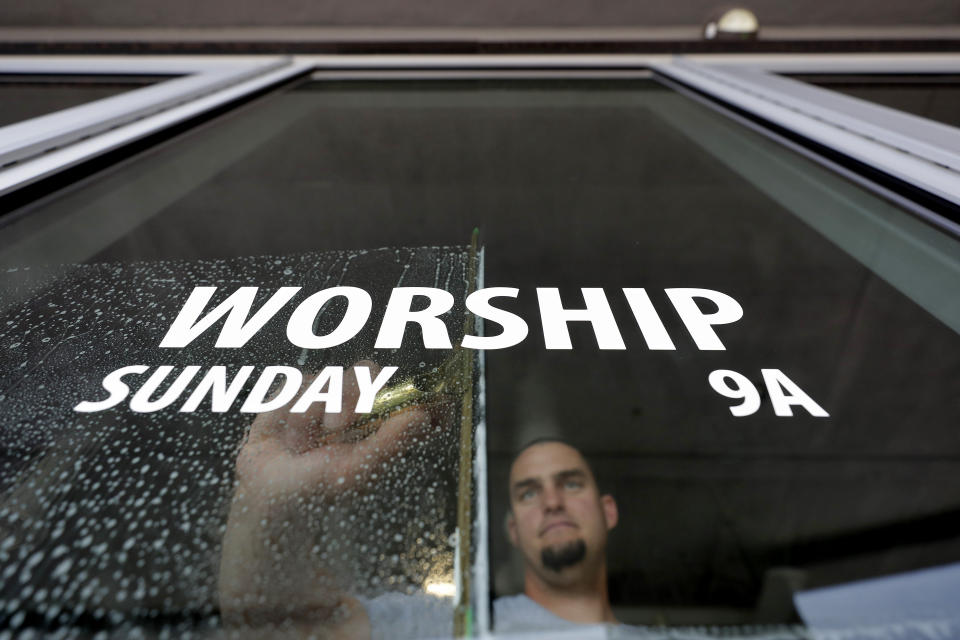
[
  {"xmin": 507, "ymin": 438, "xmax": 605, "ymax": 509},
  {"xmin": 509, "ymin": 437, "xmax": 587, "ymax": 475}
]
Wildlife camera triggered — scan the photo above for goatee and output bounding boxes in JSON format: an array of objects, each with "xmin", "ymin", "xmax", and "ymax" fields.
[{"xmin": 541, "ymin": 539, "xmax": 587, "ymax": 572}]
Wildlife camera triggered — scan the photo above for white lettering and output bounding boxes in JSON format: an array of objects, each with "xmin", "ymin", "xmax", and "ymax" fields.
[
  {"xmin": 291, "ymin": 367, "xmax": 343, "ymax": 413},
  {"xmin": 287, "ymin": 287, "xmax": 372, "ymax": 349},
  {"xmin": 708, "ymin": 369, "xmax": 761, "ymax": 417},
  {"xmin": 129, "ymin": 366, "xmax": 201, "ymax": 413},
  {"xmin": 240, "ymin": 366, "xmax": 302, "ymax": 413},
  {"xmin": 761, "ymin": 369, "xmax": 829, "ymax": 417},
  {"xmin": 375, "ymin": 287, "xmax": 454, "ymax": 349},
  {"xmin": 537, "ymin": 288, "xmax": 625, "ymax": 350},
  {"xmin": 665, "ymin": 288, "xmax": 742, "ymax": 351},
  {"xmin": 179, "ymin": 366, "xmax": 255, "ymax": 412},
  {"xmin": 461, "ymin": 288, "xmax": 528, "ymax": 350},
  {"xmin": 74, "ymin": 365, "xmax": 148, "ymax": 412},
  {"xmin": 354, "ymin": 365, "xmax": 399, "ymax": 413},
  {"xmin": 622, "ymin": 288, "xmax": 676, "ymax": 350},
  {"xmin": 159, "ymin": 286, "xmax": 300, "ymax": 349}
]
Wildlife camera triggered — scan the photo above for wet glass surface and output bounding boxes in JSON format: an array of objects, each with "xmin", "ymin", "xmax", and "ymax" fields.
[
  {"xmin": 0, "ymin": 248, "xmax": 475, "ymax": 637},
  {"xmin": 788, "ymin": 73, "xmax": 960, "ymax": 128},
  {"xmin": 0, "ymin": 76, "xmax": 958, "ymax": 638},
  {"xmin": 0, "ymin": 75, "xmax": 164, "ymax": 128}
]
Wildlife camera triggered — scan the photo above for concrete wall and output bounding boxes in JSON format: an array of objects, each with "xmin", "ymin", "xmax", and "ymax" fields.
[{"xmin": 2, "ymin": 0, "xmax": 958, "ymax": 29}]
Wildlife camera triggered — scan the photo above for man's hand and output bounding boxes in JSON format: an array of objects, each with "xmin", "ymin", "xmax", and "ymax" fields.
[
  {"xmin": 235, "ymin": 360, "xmax": 433, "ymax": 504},
  {"xmin": 218, "ymin": 361, "xmax": 436, "ymax": 637}
]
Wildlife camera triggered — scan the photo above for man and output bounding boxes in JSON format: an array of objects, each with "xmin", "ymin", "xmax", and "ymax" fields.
[
  {"xmin": 218, "ymin": 364, "xmax": 620, "ymax": 637},
  {"xmin": 495, "ymin": 438, "xmax": 620, "ymax": 632}
]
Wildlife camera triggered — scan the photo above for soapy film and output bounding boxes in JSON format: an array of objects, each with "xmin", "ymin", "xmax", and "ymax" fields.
[{"xmin": 0, "ymin": 246, "xmax": 475, "ymax": 635}]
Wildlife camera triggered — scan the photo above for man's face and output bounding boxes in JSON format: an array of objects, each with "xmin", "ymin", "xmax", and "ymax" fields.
[{"xmin": 507, "ymin": 442, "xmax": 617, "ymax": 581}]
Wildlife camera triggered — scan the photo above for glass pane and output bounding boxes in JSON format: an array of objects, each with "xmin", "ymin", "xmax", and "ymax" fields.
[
  {"xmin": 787, "ymin": 73, "xmax": 960, "ymax": 128},
  {"xmin": 1, "ymin": 76, "xmax": 958, "ymax": 639},
  {"xmin": 0, "ymin": 246, "xmax": 475, "ymax": 637},
  {"xmin": 0, "ymin": 74, "xmax": 168, "ymax": 128}
]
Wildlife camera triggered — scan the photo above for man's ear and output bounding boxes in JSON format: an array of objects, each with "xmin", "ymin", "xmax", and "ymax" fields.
[
  {"xmin": 506, "ymin": 511, "xmax": 518, "ymax": 547},
  {"xmin": 601, "ymin": 494, "xmax": 618, "ymax": 530}
]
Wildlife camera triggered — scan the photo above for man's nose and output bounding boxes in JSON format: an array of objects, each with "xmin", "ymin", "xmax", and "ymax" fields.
[{"xmin": 542, "ymin": 485, "xmax": 565, "ymax": 511}]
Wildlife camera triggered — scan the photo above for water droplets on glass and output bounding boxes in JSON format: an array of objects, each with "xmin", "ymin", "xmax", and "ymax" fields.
[{"xmin": 0, "ymin": 246, "xmax": 477, "ymax": 636}]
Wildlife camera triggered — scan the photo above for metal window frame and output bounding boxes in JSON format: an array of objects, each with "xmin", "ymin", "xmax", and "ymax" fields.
[
  {"xmin": 652, "ymin": 55, "xmax": 960, "ymax": 224},
  {"xmin": 4, "ymin": 52, "xmax": 960, "ymax": 219},
  {"xmin": 0, "ymin": 56, "xmax": 305, "ymax": 195}
]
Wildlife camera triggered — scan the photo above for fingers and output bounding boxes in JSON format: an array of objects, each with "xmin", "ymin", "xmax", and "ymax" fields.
[
  {"xmin": 321, "ymin": 360, "xmax": 377, "ymax": 435},
  {"xmin": 244, "ymin": 360, "xmax": 385, "ymax": 454},
  {"xmin": 245, "ymin": 385, "xmax": 323, "ymax": 455},
  {"xmin": 345, "ymin": 399, "xmax": 457, "ymax": 486},
  {"xmin": 295, "ymin": 405, "xmax": 434, "ymax": 492},
  {"xmin": 361, "ymin": 405, "xmax": 433, "ymax": 463},
  {"xmin": 241, "ymin": 358, "xmax": 454, "ymax": 467}
]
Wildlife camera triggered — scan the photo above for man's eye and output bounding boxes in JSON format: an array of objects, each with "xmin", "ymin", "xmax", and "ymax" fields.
[
  {"xmin": 564, "ymin": 479, "xmax": 584, "ymax": 490},
  {"xmin": 519, "ymin": 488, "xmax": 537, "ymax": 501}
]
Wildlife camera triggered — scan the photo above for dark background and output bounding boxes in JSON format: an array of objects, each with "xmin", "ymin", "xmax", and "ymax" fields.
[{"xmin": 3, "ymin": 77, "xmax": 959, "ymax": 625}]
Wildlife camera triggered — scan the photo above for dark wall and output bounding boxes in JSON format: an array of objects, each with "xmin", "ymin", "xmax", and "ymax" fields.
[{"xmin": 2, "ymin": 0, "xmax": 958, "ymax": 28}]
